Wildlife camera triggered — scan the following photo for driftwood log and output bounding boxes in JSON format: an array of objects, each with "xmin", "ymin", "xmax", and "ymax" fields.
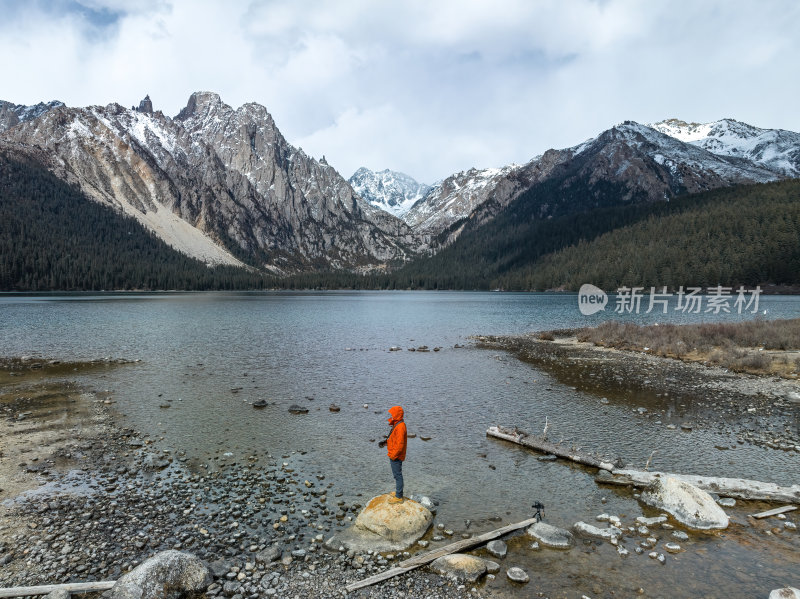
[
  {"xmin": 344, "ymin": 516, "xmax": 539, "ymax": 592},
  {"xmin": 750, "ymin": 505, "xmax": 798, "ymax": 519},
  {"xmin": 0, "ymin": 581, "xmax": 115, "ymax": 598},
  {"xmin": 488, "ymin": 425, "xmax": 799, "ymax": 504},
  {"xmin": 486, "ymin": 425, "xmax": 618, "ymax": 471},
  {"xmin": 597, "ymin": 469, "xmax": 800, "ymax": 504}
]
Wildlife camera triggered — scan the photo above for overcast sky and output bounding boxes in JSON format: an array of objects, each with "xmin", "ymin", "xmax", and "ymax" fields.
[{"xmin": 2, "ymin": 0, "xmax": 799, "ymax": 183}]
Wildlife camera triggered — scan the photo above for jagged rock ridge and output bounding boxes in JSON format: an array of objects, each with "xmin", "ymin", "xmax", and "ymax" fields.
[
  {"xmin": 0, "ymin": 93, "xmax": 418, "ymax": 272},
  {"xmin": 0, "ymin": 100, "xmax": 64, "ymax": 133},
  {"xmin": 650, "ymin": 118, "xmax": 800, "ymax": 177}
]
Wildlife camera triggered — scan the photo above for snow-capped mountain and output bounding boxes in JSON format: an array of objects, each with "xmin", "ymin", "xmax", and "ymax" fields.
[
  {"xmin": 650, "ymin": 118, "xmax": 800, "ymax": 177},
  {"xmin": 0, "ymin": 100, "xmax": 64, "ymax": 133},
  {"xmin": 0, "ymin": 93, "xmax": 418, "ymax": 272},
  {"xmin": 403, "ymin": 119, "xmax": 787, "ymax": 245},
  {"xmin": 348, "ymin": 168, "xmax": 430, "ymax": 217},
  {"xmin": 404, "ymin": 165, "xmax": 521, "ymax": 234},
  {"xmin": 2, "ymin": 91, "xmax": 798, "ymax": 274}
]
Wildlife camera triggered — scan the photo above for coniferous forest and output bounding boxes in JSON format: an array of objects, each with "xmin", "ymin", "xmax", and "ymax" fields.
[
  {"xmin": 1, "ymin": 148, "xmax": 799, "ymax": 292},
  {"xmin": 0, "ymin": 152, "xmax": 274, "ymax": 290}
]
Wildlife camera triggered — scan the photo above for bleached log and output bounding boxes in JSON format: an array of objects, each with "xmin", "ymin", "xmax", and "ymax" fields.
[
  {"xmin": 750, "ymin": 505, "xmax": 798, "ymax": 519},
  {"xmin": 0, "ymin": 581, "xmax": 115, "ymax": 598},
  {"xmin": 486, "ymin": 425, "xmax": 617, "ymax": 471},
  {"xmin": 599, "ymin": 469, "xmax": 800, "ymax": 504}
]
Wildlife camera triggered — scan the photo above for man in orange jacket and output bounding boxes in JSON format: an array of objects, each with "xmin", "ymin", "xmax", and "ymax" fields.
[{"xmin": 385, "ymin": 405, "xmax": 407, "ymax": 504}]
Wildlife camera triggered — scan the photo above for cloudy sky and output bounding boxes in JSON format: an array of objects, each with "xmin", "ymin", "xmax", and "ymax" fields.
[{"xmin": 2, "ymin": 0, "xmax": 799, "ymax": 182}]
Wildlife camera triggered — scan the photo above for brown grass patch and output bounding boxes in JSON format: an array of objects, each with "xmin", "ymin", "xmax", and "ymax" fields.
[{"xmin": 570, "ymin": 319, "xmax": 800, "ymax": 377}]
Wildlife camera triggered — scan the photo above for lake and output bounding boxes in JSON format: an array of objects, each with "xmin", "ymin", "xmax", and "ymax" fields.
[{"xmin": 2, "ymin": 291, "xmax": 799, "ymax": 596}]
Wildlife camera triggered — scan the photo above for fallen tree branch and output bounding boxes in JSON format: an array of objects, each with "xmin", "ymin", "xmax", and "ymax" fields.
[
  {"xmin": 487, "ymin": 425, "xmax": 618, "ymax": 471},
  {"xmin": 0, "ymin": 581, "xmax": 116, "ymax": 598},
  {"xmin": 597, "ymin": 469, "xmax": 800, "ymax": 503},
  {"xmin": 344, "ymin": 516, "xmax": 539, "ymax": 592}
]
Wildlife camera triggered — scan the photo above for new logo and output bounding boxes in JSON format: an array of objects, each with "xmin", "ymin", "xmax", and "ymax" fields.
[{"xmin": 578, "ymin": 284, "xmax": 607, "ymax": 315}]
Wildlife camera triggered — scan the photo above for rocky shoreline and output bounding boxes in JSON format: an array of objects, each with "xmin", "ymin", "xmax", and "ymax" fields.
[
  {"xmin": 3, "ymin": 353, "xmax": 800, "ymax": 599},
  {"xmin": 475, "ymin": 333, "xmax": 800, "ymax": 453},
  {"xmin": 0, "ymin": 359, "xmax": 489, "ymax": 599}
]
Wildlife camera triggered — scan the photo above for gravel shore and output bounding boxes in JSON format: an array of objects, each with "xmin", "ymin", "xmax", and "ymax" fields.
[{"xmin": 0, "ymin": 360, "xmax": 490, "ymax": 598}]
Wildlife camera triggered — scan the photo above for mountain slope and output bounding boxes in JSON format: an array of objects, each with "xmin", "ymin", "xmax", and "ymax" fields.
[
  {"xmin": 348, "ymin": 167, "xmax": 429, "ymax": 217},
  {"xmin": 0, "ymin": 149, "xmax": 271, "ymax": 291},
  {"xmin": 502, "ymin": 179, "xmax": 800, "ymax": 291},
  {"xmin": 0, "ymin": 93, "xmax": 417, "ymax": 273},
  {"xmin": 402, "ymin": 120, "xmax": 785, "ymax": 246},
  {"xmin": 369, "ymin": 179, "xmax": 800, "ymax": 290}
]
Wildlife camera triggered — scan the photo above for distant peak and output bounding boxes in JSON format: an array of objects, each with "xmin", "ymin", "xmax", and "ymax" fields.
[
  {"xmin": 175, "ymin": 91, "xmax": 226, "ymax": 120},
  {"xmin": 136, "ymin": 94, "xmax": 153, "ymax": 114}
]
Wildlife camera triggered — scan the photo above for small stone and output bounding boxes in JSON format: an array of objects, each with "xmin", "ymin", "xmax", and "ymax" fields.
[
  {"xmin": 486, "ymin": 540, "xmax": 507, "ymax": 559},
  {"xmin": 664, "ymin": 542, "xmax": 682, "ymax": 553},
  {"xmin": 483, "ymin": 560, "xmax": 500, "ymax": 574},
  {"xmin": 717, "ymin": 497, "xmax": 736, "ymax": 507},
  {"xmin": 672, "ymin": 531, "xmax": 689, "ymax": 541},
  {"xmin": 506, "ymin": 567, "xmax": 529, "ymax": 583}
]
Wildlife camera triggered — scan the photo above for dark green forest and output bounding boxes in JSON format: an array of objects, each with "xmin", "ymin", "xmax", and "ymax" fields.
[
  {"xmin": 2, "ymin": 148, "xmax": 799, "ymax": 292},
  {"xmin": 280, "ymin": 179, "xmax": 800, "ymax": 291},
  {"xmin": 0, "ymin": 152, "xmax": 274, "ymax": 290}
]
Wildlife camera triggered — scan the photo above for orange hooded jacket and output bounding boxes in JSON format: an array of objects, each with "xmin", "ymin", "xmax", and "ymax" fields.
[{"xmin": 386, "ymin": 405, "xmax": 407, "ymax": 461}]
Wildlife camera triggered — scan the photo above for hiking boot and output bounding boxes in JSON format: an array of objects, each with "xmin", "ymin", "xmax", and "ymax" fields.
[{"xmin": 388, "ymin": 496, "xmax": 405, "ymax": 504}]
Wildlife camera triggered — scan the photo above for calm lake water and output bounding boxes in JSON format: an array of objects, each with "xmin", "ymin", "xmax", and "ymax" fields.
[{"xmin": 2, "ymin": 291, "xmax": 799, "ymax": 596}]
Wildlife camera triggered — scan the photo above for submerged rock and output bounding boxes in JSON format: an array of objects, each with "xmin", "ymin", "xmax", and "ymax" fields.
[
  {"xmin": 526, "ymin": 521, "xmax": 574, "ymax": 549},
  {"xmin": 108, "ymin": 550, "xmax": 211, "ymax": 599},
  {"xmin": 506, "ymin": 566, "xmax": 530, "ymax": 583},
  {"xmin": 428, "ymin": 554, "xmax": 487, "ymax": 582},
  {"xmin": 640, "ymin": 476, "xmax": 729, "ymax": 530},
  {"xmin": 486, "ymin": 539, "xmax": 507, "ymax": 558},
  {"xmin": 287, "ymin": 404, "xmax": 309, "ymax": 414},
  {"xmin": 573, "ymin": 521, "xmax": 622, "ymax": 541}
]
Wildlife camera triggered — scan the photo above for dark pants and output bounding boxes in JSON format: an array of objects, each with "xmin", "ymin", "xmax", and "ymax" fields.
[{"xmin": 390, "ymin": 459, "xmax": 404, "ymax": 498}]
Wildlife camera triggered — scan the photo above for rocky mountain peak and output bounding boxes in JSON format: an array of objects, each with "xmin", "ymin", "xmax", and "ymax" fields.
[
  {"xmin": 137, "ymin": 95, "xmax": 153, "ymax": 114},
  {"xmin": 175, "ymin": 91, "xmax": 226, "ymax": 121},
  {"xmin": 348, "ymin": 167, "xmax": 430, "ymax": 218},
  {"xmin": 651, "ymin": 117, "xmax": 800, "ymax": 177}
]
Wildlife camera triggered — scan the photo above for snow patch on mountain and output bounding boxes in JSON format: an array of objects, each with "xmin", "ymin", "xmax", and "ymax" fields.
[
  {"xmin": 348, "ymin": 167, "xmax": 430, "ymax": 217},
  {"xmin": 0, "ymin": 100, "xmax": 64, "ymax": 133},
  {"xmin": 650, "ymin": 118, "xmax": 800, "ymax": 177},
  {"xmin": 404, "ymin": 164, "xmax": 520, "ymax": 232}
]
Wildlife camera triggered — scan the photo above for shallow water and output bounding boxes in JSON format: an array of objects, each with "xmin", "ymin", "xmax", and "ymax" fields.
[{"xmin": 1, "ymin": 291, "xmax": 799, "ymax": 596}]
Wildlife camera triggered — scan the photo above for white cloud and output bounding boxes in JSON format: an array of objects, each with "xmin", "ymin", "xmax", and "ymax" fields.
[{"xmin": 1, "ymin": 0, "xmax": 799, "ymax": 182}]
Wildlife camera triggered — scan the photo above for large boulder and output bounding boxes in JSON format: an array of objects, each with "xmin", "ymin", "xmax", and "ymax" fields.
[
  {"xmin": 325, "ymin": 494, "xmax": 433, "ymax": 552},
  {"xmin": 640, "ymin": 476, "xmax": 729, "ymax": 530},
  {"xmin": 108, "ymin": 550, "xmax": 212, "ymax": 599},
  {"xmin": 770, "ymin": 589, "xmax": 800, "ymax": 599},
  {"xmin": 526, "ymin": 521, "xmax": 574, "ymax": 549},
  {"xmin": 428, "ymin": 554, "xmax": 487, "ymax": 582}
]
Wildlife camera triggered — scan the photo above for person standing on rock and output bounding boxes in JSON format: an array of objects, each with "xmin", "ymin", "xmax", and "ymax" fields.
[{"xmin": 382, "ymin": 405, "xmax": 407, "ymax": 504}]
